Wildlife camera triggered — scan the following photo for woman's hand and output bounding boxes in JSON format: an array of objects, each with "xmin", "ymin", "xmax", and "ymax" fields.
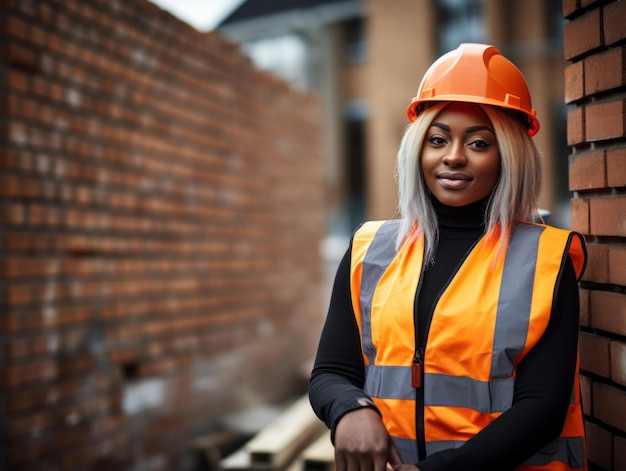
[{"xmin": 334, "ymin": 407, "xmax": 406, "ymax": 471}]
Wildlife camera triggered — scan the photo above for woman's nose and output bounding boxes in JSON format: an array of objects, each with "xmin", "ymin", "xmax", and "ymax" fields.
[{"xmin": 443, "ymin": 142, "xmax": 467, "ymax": 166}]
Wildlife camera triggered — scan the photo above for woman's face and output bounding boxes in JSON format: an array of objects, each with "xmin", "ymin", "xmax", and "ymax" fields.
[{"xmin": 421, "ymin": 103, "xmax": 500, "ymax": 207}]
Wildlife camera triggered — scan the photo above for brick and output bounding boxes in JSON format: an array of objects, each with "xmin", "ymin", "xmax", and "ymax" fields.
[
  {"xmin": 4, "ymin": 284, "xmax": 31, "ymax": 304},
  {"xmin": 2, "ymin": 15, "xmax": 29, "ymax": 40},
  {"xmin": 37, "ymin": 3, "xmax": 54, "ymax": 25},
  {"xmin": 569, "ymin": 150, "xmax": 605, "ymax": 190},
  {"xmin": 579, "ymin": 331, "xmax": 611, "ymax": 378},
  {"xmin": 0, "ymin": 258, "xmax": 23, "ymax": 278},
  {"xmin": 593, "ymin": 382, "xmax": 626, "ymax": 431},
  {"xmin": 6, "ymin": 69, "xmax": 29, "ymax": 92},
  {"xmin": 31, "ymin": 24, "xmax": 49, "ymax": 49},
  {"xmin": 609, "ymin": 245, "xmax": 626, "ymax": 286},
  {"xmin": 0, "ymin": 175, "xmax": 20, "ymax": 197},
  {"xmin": 3, "ymin": 232, "xmax": 36, "ymax": 252},
  {"xmin": 564, "ymin": 61, "xmax": 584, "ymax": 104},
  {"xmin": 0, "ymin": 360, "xmax": 57, "ymax": 388},
  {"xmin": 7, "ymin": 408, "xmax": 57, "ymax": 438},
  {"xmin": 60, "ymin": 446, "xmax": 94, "ymax": 471},
  {"xmin": 604, "ymin": 0, "xmax": 626, "ymax": 46},
  {"xmin": 579, "ymin": 287, "xmax": 590, "ymax": 327},
  {"xmin": 586, "ymin": 100, "xmax": 626, "ymax": 141},
  {"xmin": 5, "ymin": 374, "xmax": 112, "ymax": 414},
  {"xmin": 5, "ymin": 42, "xmax": 38, "ymax": 70},
  {"xmin": 570, "ymin": 197, "xmax": 589, "ymax": 234},
  {"xmin": 563, "ymin": 8, "xmax": 602, "ymax": 60},
  {"xmin": 611, "ymin": 341, "xmax": 626, "ymax": 387},
  {"xmin": 2, "ymin": 95, "xmax": 17, "ymax": 116},
  {"xmin": 567, "ymin": 106, "xmax": 585, "ymax": 145},
  {"xmin": 57, "ymin": 353, "xmax": 94, "ymax": 378},
  {"xmin": 582, "ymin": 243, "xmax": 609, "ymax": 283},
  {"xmin": 0, "ymin": 148, "xmax": 16, "ymax": 170},
  {"xmin": 585, "ymin": 47, "xmax": 626, "ymax": 95},
  {"xmin": 591, "ymin": 291, "xmax": 626, "ymax": 337},
  {"xmin": 32, "ymin": 76, "xmax": 48, "ymax": 97},
  {"xmin": 615, "ymin": 436, "xmax": 626, "ymax": 471},
  {"xmin": 607, "ymin": 147, "xmax": 626, "ymax": 188},
  {"xmin": 585, "ymin": 421, "xmax": 613, "ymax": 470},
  {"xmin": 9, "ymin": 424, "xmax": 91, "ymax": 465},
  {"xmin": 8, "ymin": 121, "xmax": 28, "ymax": 145},
  {"xmin": 580, "ymin": 374, "xmax": 592, "ymax": 414},
  {"xmin": 15, "ymin": 0, "xmax": 35, "ymax": 16},
  {"xmin": 589, "ymin": 196, "xmax": 626, "ymax": 236},
  {"xmin": 20, "ymin": 177, "xmax": 39, "ymax": 199},
  {"xmin": 562, "ymin": 0, "xmax": 579, "ymax": 19}
]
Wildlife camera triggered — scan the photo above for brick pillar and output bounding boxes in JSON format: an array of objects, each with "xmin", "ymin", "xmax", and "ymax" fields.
[{"xmin": 563, "ymin": 1, "xmax": 626, "ymax": 469}]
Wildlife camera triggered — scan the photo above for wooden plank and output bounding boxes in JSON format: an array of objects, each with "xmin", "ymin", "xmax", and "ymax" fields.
[
  {"xmin": 300, "ymin": 430, "xmax": 334, "ymax": 471},
  {"xmin": 194, "ymin": 431, "xmax": 247, "ymax": 469},
  {"xmin": 246, "ymin": 395, "xmax": 326, "ymax": 470},
  {"xmin": 220, "ymin": 446, "xmax": 254, "ymax": 471}
]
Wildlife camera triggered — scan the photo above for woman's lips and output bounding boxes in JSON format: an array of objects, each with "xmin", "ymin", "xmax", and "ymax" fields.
[{"xmin": 437, "ymin": 172, "xmax": 472, "ymax": 189}]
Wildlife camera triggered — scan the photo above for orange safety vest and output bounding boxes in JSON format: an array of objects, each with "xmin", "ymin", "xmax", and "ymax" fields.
[{"xmin": 350, "ymin": 220, "xmax": 587, "ymax": 470}]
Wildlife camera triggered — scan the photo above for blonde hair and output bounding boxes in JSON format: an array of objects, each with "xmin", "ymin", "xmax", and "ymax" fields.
[{"xmin": 395, "ymin": 103, "xmax": 542, "ymax": 264}]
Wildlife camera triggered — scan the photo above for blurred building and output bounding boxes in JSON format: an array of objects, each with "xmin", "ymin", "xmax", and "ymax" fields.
[
  {"xmin": 219, "ymin": 0, "xmax": 366, "ymax": 237},
  {"xmin": 218, "ymin": 0, "xmax": 571, "ymax": 236}
]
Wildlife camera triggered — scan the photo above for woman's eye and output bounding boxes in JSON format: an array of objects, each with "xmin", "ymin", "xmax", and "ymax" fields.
[
  {"xmin": 468, "ymin": 139, "xmax": 489, "ymax": 149},
  {"xmin": 428, "ymin": 136, "xmax": 446, "ymax": 146}
]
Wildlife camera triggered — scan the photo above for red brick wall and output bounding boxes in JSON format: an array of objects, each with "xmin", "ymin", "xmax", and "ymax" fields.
[
  {"xmin": 563, "ymin": 1, "xmax": 626, "ymax": 469},
  {"xmin": 0, "ymin": 0, "xmax": 326, "ymax": 469}
]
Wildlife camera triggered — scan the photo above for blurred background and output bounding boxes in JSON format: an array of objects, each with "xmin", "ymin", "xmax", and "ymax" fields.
[
  {"xmin": 214, "ymin": 0, "xmax": 571, "ymax": 237},
  {"xmin": 209, "ymin": 0, "xmax": 573, "ymax": 319},
  {"xmin": 0, "ymin": 0, "xmax": 579, "ymax": 469}
]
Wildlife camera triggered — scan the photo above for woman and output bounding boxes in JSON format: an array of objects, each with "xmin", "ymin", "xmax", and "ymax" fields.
[{"xmin": 308, "ymin": 44, "xmax": 587, "ymax": 471}]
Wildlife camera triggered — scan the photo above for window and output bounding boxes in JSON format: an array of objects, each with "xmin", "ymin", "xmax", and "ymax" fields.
[
  {"xmin": 244, "ymin": 34, "xmax": 309, "ymax": 88},
  {"xmin": 437, "ymin": 0, "xmax": 485, "ymax": 54},
  {"xmin": 345, "ymin": 18, "xmax": 366, "ymax": 64}
]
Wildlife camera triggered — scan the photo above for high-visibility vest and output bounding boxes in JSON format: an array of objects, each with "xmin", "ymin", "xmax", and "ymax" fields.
[{"xmin": 350, "ymin": 220, "xmax": 587, "ymax": 470}]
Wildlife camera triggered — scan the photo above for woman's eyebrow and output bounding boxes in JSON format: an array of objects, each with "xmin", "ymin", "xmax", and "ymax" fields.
[
  {"xmin": 430, "ymin": 122, "xmax": 494, "ymax": 135},
  {"xmin": 466, "ymin": 125, "xmax": 495, "ymax": 134},
  {"xmin": 430, "ymin": 122, "xmax": 450, "ymax": 132}
]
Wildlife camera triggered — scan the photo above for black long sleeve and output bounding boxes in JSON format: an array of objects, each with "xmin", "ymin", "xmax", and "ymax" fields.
[
  {"xmin": 309, "ymin": 215, "xmax": 580, "ymax": 469},
  {"xmin": 309, "ymin": 246, "xmax": 380, "ymax": 441}
]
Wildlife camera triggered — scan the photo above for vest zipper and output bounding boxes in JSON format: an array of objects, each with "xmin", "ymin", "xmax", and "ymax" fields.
[
  {"xmin": 412, "ymin": 347, "xmax": 426, "ymax": 460},
  {"xmin": 413, "ymin": 236, "xmax": 483, "ymax": 461}
]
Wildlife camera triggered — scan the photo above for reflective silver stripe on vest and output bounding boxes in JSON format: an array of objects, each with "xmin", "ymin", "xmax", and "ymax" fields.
[
  {"xmin": 491, "ymin": 223, "xmax": 544, "ymax": 378},
  {"xmin": 524, "ymin": 436, "xmax": 585, "ymax": 468},
  {"xmin": 363, "ymin": 364, "xmax": 414, "ymax": 399},
  {"xmin": 425, "ymin": 373, "xmax": 514, "ymax": 412},
  {"xmin": 359, "ymin": 220, "xmax": 400, "ymax": 364},
  {"xmin": 395, "ymin": 437, "xmax": 584, "ymax": 467},
  {"xmin": 426, "ymin": 438, "xmax": 584, "ymax": 468},
  {"xmin": 391, "ymin": 436, "xmax": 418, "ymax": 465},
  {"xmin": 364, "ymin": 365, "xmax": 515, "ymax": 413}
]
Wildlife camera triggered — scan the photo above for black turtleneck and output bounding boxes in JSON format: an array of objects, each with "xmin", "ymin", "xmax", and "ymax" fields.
[
  {"xmin": 416, "ymin": 195, "xmax": 488, "ymax": 344},
  {"xmin": 309, "ymin": 198, "xmax": 580, "ymax": 471}
]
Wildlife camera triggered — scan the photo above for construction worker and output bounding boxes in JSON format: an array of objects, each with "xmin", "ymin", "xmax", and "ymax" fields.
[{"xmin": 309, "ymin": 43, "xmax": 587, "ymax": 470}]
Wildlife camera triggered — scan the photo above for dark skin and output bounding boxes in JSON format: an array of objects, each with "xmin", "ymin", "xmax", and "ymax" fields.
[{"xmin": 334, "ymin": 408, "xmax": 407, "ymax": 471}]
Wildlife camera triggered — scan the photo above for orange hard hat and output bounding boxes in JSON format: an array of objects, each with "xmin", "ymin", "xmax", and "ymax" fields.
[{"xmin": 406, "ymin": 43, "xmax": 540, "ymax": 136}]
